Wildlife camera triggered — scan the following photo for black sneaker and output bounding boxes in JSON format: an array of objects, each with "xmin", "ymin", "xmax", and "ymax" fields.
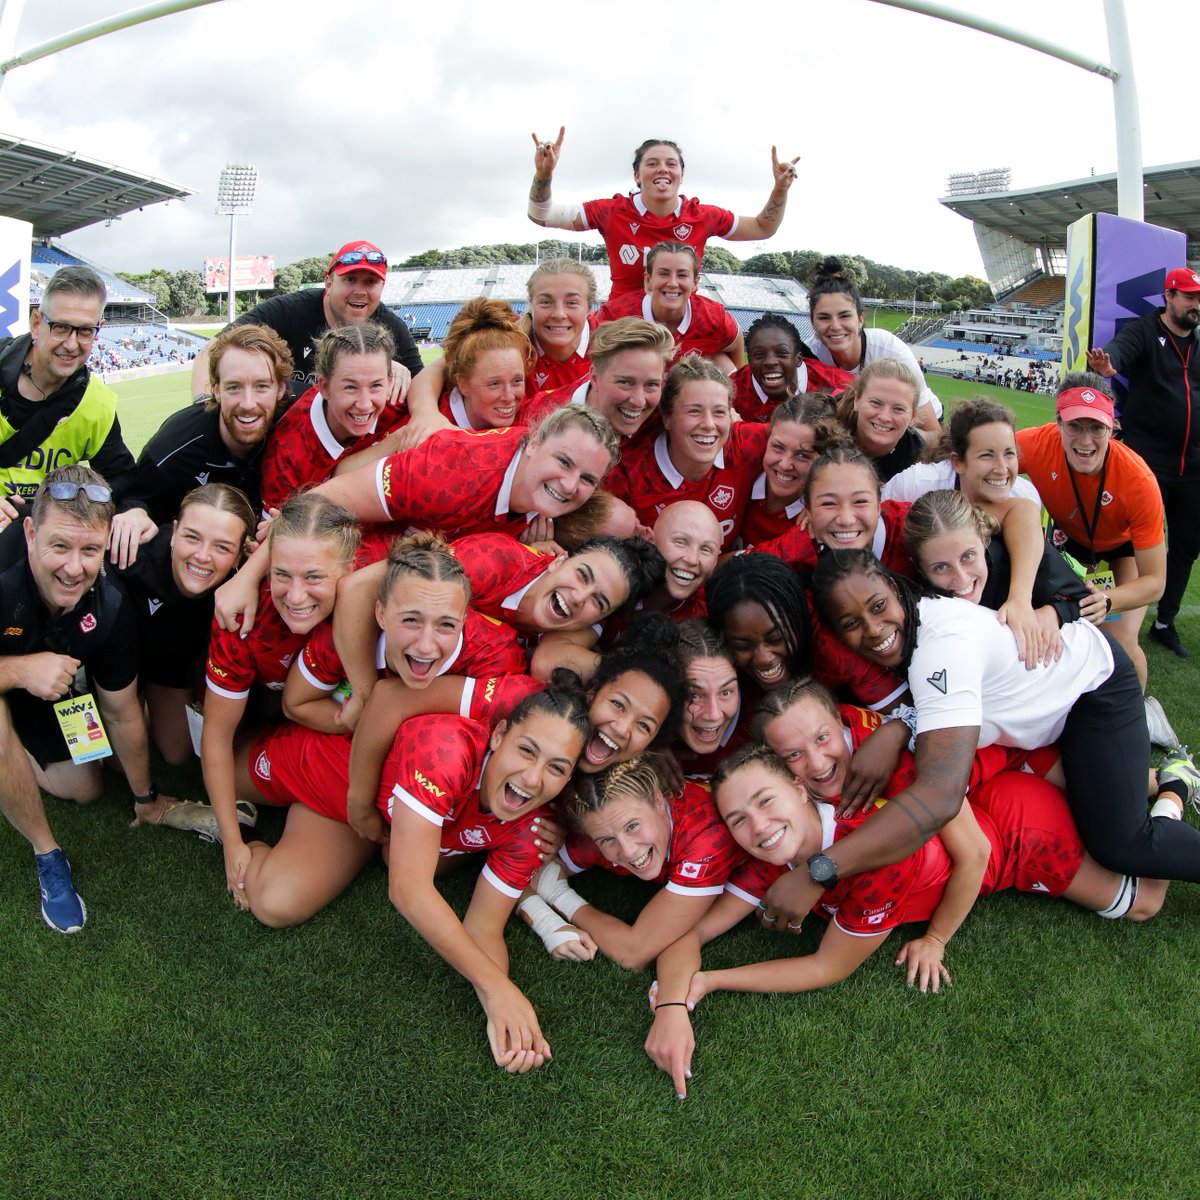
[{"xmin": 1148, "ymin": 622, "xmax": 1189, "ymax": 659}]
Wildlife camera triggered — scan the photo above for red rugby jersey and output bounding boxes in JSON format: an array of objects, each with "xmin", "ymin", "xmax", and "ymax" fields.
[{"xmin": 590, "ymin": 291, "xmax": 738, "ymax": 363}]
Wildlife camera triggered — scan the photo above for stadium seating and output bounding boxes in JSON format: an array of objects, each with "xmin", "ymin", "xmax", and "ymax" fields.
[
  {"xmin": 1006, "ymin": 276, "xmax": 1066, "ymax": 307},
  {"xmin": 33, "ymin": 243, "xmax": 155, "ymax": 305},
  {"xmin": 86, "ymin": 323, "xmax": 208, "ymax": 373}
]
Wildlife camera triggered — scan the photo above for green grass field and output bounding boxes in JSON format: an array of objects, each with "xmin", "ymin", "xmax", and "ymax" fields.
[{"xmin": 2, "ymin": 365, "xmax": 1197, "ymax": 1200}]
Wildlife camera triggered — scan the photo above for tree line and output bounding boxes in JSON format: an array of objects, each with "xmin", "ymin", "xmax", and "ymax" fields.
[{"xmin": 119, "ymin": 243, "xmax": 992, "ymax": 318}]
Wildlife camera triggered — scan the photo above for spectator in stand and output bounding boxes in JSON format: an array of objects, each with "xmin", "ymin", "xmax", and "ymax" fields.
[
  {"xmin": 116, "ymin": 324, "xmax": 292, "ymax": 566},
  {"xmin": 0, "ymin": 266, "xmax": 137, "ymax": 535},
  {"xmin": 1087, "ymin": 267, "xmax": 1200, "ymax": 660},
  {"xmin": 591, "ymin": 243, "xmax": 743, "ymax": 374},
  {"xmin": 189, "ymin": 240, "xmax": 423, "ymax": 402},
  {"xmin": 527, "ymin": 130, "xmax": 799, "ymax": 301},
  {"xmin": 805, "ymin": 257, "xmax": 941, "ymax": 432},
  {"xmin": 731, "ymin": 314, "xmax": 851, "ymax": 423}
]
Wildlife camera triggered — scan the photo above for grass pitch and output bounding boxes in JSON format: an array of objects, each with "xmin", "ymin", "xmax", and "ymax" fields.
[{"xmin": 2, "ymin": 365, "xmax": 1195, "ymax": 1200}]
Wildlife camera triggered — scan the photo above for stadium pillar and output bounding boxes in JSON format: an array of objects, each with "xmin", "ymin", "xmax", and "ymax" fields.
[{"xmin": 869, "ymin": 0, "xmax": 1143, "ymax": 220}]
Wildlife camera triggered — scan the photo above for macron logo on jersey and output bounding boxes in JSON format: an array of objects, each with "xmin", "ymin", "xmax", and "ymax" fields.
[
  {"xmin": 927, "ymin": 668, "xmax": 948, "ymax": 694},
  {"xmin": 629, "ymin": 222, "xmax": 640, "ymax": 234},
  {"xmin": 147, "ymin": 598, "xmax": 163, "ymax": 615},
  {"xmin": 195, "ymin": 472, "xmax": 209, "ymax": 486}
]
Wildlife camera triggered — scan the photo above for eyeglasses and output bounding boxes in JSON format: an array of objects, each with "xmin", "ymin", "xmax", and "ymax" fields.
[
  {"xmin": 47, "ymin": 481, "xmax": 112, "ymax": 502},
  {"xmin": 39, "ymin": 315, "xmax": 102, "ymax": 343},
  {"xmin": 332, "ymin": 250, "xmax": 387, "ymax": 269}
]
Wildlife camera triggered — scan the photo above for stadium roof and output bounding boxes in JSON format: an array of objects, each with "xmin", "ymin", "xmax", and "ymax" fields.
[
  {"xmin": 0, "ymin": 133, "xmax": 193, "ymax": 238},
  {"xmin": 938, "ymin": 160, "xmax": 1200, "ymax": 246}
]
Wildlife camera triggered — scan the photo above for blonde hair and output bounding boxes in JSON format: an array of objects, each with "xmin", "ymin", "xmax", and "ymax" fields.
[
  {"xmin": 562, "ymin": 753, "xmax": 665, "ymax": 833},
  {"xmin": 589, "ymin": 317, "xmax": 674, "ymax": 373},
  {"xmin": 835, "ymin": 357, "xmax": 920, "ymax": 434},
  {"xmin": 903, "ymin": 488, "xmax": 999, "ymax": 567},
  {"xmin": 381, "ymin": 531, "xmax": 469, "ymax": 605},
  {"xmin": 526, "ymin": 403, "xmax": 620, "ymax": 469},
  {"xmin": 661, "ymin": 356, "xmax": 732, "ymax": 416},
  {"xmin": 751, "ymin": 676, "xmax": 839, "ymax": 740},
  {"xmin": 266, "ymin": 490, "xmax": 360, "ymax": 564}
]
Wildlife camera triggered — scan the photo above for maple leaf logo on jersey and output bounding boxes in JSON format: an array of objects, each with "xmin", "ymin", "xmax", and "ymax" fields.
[
  {"xmin": 80, "ymin": 613, "xmax": 97, "ymax": 634},
  {"xmin": 674, "ymin": 223, "xmax": 693, "ymax": 239},
  {"xmin": 462, "ymin": 828, "xmax": 488, "ymax": 848},
  {"xmin": 926, "ymin": 668, "xmax": 947, "ymax": 694},
  {"xmin": 254, "ymin": 751, "xmax": 271, "ymax": 781},
  {"xmin": 709, "ymin": 485, "xmax": 735, "ymax": 511},
  {"xmin": 619, "ymin": 244, "xmax": 640, "ymax": 266},
  {"xmin": 678, "ymin": 861, "xmax": 703, "ymax": 879},
  {"xmin": 1101, "ymin": 490, "xmax": 1114, "ymax": 506},
  {"xmin": 1051, "ymin": 528, "xmax": 1067, "ymax": 548}
]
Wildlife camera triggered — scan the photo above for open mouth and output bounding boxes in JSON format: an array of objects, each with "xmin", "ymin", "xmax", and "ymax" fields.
[
  {"xmin": 669, "ymin": 566, "xmax": 698, "ymax": 588},
  {"xmin": 759, "ymin": 827, "xmax": 786, "ymax": 852},
  {"xmin": 628, "ymin": 846, "xmax": 655, "ymax": 873},
  {"xmin": 543, "ymin": 482, "xmax": 569, "ymax": 506},
  {"xmin": 405, "ymin": 653, "xmax": 437, "ymax": 680},
  {"xmin": 825, "ymin": 529, "xmax": 863, "ymax": 545},
  {"xmin": 811, "ymin": 762, "xmax": 840, "ymax": 789},
  {"xmin": 871, "ymin": 629, "xmax": 898, "ymax": 656},
  {"xmin": 691, "ymin": 722, "xmax": 723, "ymax": 745},
  {"xmin": 548, "ymin": 590, "xmax": 571, "ymax": 622},
  {"xmin": 754, "ymin": 660, "xmax": 787, "ymax": 686},
  {"xmin": 500, "ymin": 782, "xmax": 533, "ymax": 815},
  {"xmin": 615, "ymin": 403, "xmax": 645, "ymax": 425},
  {"xmin": 584, "ymin": 729, "xmax": 620, "ymax": 766},
  {"xmin": 183, "ymin": 561, "xmax": 214, "ymax": 582}
]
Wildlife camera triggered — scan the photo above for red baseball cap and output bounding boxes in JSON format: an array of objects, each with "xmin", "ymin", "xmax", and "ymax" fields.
[
  {"xmin": 1056, "ymin": 385, "xmax": 1113, "ymax": 428},
  {"xmin": 1164, "ymin": 267, "xmax": 1200, "ymax": 294},
  {"xmin": 327, "ymin": 241, "xmax": 388, "ymax": 281}
]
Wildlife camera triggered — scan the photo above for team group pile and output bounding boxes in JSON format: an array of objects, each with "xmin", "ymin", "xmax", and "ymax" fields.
[{"xmin": 4, "ymin": 128, "xmax": 1200, "ymax": 1093}]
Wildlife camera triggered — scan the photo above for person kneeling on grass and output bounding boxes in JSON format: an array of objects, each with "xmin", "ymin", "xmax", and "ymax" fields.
[
  {"xmin": 0, "ymin": 467, "xmax": 207, "ymax": 933},
  {"xmin": 644, "ymin": 733, "xmax": 1168, "ymax": 1099},
  {"xmin": 244, "ymin": 674, "xmax": 591, "ymax": 1072}
]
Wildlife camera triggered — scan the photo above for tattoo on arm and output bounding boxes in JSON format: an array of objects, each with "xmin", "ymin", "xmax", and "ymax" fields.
[
  {"xmin": 887, "ymin": 790, "xmax": 942, "ymax": 839},
  {"xmin": 759, "ymin": 198, "xmax": 783, "ymax": 224},
  {"xmin": 530, "ymin": 177, "xmax": 551, "ymax": 202}
]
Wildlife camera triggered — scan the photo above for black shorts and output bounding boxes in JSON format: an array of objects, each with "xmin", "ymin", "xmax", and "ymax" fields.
[
  {"xmin": 6, "ymin": 689, "xmax": 74, "ymax": 769},
  {"xmin": 1053, "ymin": 531, "xmax": 1135, "ymax": 569}
]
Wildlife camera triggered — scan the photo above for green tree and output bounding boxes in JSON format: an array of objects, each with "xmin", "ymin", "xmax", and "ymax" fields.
[
  {"xmin": 167, "ymin": 268, "xmax": 205, "ymax": 316},
  {"xmin": 741, "ymin": 251, "xmax": 792, "ymax": 277}
]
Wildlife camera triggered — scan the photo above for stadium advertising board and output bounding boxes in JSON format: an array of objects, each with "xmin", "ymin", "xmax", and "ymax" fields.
[
  {"xmin": 0, "ymin": 215, "xmax": 32, "ymax": 336},
  {"xmin": 204, "ymin": 255, "xmax": 275, "ymax": 293}
]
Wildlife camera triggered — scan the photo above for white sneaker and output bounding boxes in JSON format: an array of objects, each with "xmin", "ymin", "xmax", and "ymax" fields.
[{"xmin": 1144, "ymin": 696, "xmax": 1180, "ymax": 749}]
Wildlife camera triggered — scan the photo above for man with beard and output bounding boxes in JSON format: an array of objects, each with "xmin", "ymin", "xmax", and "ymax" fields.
[
  {"xmin": 115, "ymin": 325, "xmax": 289, "ymax": 565},
  {"xmin": 1088, "ymin": 268, "xmax": 1200, "ymax": 658}
]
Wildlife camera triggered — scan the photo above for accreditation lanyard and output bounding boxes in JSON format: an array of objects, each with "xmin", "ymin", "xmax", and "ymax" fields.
[{"xmin": 1064, "ymin": 453, "xmax": 1107, "ymax": 566}]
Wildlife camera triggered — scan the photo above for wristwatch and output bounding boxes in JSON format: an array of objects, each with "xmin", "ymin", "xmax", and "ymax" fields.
[
  {"xmin": 132, "ymin": 782, "xmax": 159, "ymax": 806},
  {"xmin": 806, "ymin": 852, "xmax": 839, "ymax": 889},
  {"xmin": 1104, "ymin": 594, "xmax": 1113, "ymax": 615}
]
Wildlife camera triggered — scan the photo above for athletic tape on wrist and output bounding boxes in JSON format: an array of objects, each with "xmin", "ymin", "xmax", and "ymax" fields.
[
  {"xmin": 518, "ymin": 893, "xmax": 583, "ymax": 955},
  {"xmin": 535, "ymin": 859, "xmax": 587, "ymax": 922}
]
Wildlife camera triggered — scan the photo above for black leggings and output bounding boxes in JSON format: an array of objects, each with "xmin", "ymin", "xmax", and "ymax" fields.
[{"xmin": 1059, "ymin": 632, "xmax": 1200, "ymax": 880}]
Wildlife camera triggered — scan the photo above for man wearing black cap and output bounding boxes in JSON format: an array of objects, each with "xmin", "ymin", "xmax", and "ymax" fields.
[
  {"xmin": 1088, "ymin": 267, "xmax": 1200, "ymax": 659},
  {"xmin": 189, "ymin": 240, "xmax": 423, "ymax": 401}
]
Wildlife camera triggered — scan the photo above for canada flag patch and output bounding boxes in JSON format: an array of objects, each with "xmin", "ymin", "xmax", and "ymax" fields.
[
  {"xmin": 80, "ymin": 613, "xmax": 97, "ymax": 633},
  {"xmin": 709, "ymin": 485, "xmax": 734, "ymax": 511}
]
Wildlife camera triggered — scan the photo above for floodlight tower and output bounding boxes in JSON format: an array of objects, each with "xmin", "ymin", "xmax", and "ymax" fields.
[{"xmin": 216, "ymin": 164, "xmax": 256, "ymax": 320}]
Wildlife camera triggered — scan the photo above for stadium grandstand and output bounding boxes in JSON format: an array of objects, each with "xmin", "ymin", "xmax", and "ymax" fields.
[
  {"xmin": 0, "ymin": 132, "xmax": 204, "ymax": 374},
  {"xmin": 382, "ymin": 263, "xmax": 818, "ymax": 344}
]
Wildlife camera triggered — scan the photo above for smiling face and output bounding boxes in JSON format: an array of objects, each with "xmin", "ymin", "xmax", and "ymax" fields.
[
  {"xmin": 268, "ymin": 534, "xmax": 350, "ymax": 636},
  {"xmin": 512, "ymin": 427, "xmax": 612, "ymax": 519},
  {"xmin": 323, "ymin": 268, "xmax": 384, "ymax": 327},
  {"xmin": 25, "ymin": 511, "xmax": 108, "ymax": 614},
  {"xmin": 915, "ymin": 527, "xmax": 989, "ymax": 604},
  {"xmin": 747, "ymin": 330, "xmax": 800, "ymax": 399},
  {"xmin": 806, "ymin": 461, "xmax": 880, "ymax": 551},
  {"xmin": 580, "ymin": 669, "xmax": 671, "ymax": 773},
  {"xmin": 762, "ymin": 420, "xmax": 817, "ymax": 506},
  {"xmin": 169, "ymin": 502, "xmax": 245, "ymax": 597},
  {"xmin": 662, "ymin": 380, "xmax": 732, "ymax": 479},
  {"xmin": 853, "ymin": 376, "xmax": 915, "ymax": 458},
  {"xmin": 634, "ymin": 142, "xmax": 683, "ymax": 205},
  {"xmin": 825, "ymin": 570, "xmax": 907, "ymax": 669},
  {"xmin": 581, "ymin": 789, "xmax": 672, "ymax": 879},
  {"xmin": 30, "ymin": 293, "xmax": 104, "ymax": 388},
  {"xmin": 320, "ymin": 349, "xmax": 391, "ymax": 445},
  {"xmin": 723, "ymin": 600, "xmax": 790, "ymax": 691},
  {"xmin": 376, "ymin": 576, "xmax": 467, "ymax": 688},
  {"xmin": 645, "ymin": 251, "xmax": 697, "ymax": 321},
  {"xmin": 530, "ymin": 274, "xmax": 589, "ymax": 359},
  {"xmin": 481, "ymin": 711, "xmax": 584, "ymax": 821},
  {"xmin": 589, "ymin": 348, "xmax": 666, "ymax": 439},
  {"xmin": 810, "ymin": 292, "xmax": 863, "ymax": 365},
  {"xmin": 1057, "ymin": 417, "xmax": 1111, "ymax": 477},
  {"xmin": 763, "ymin": 697, "xmax": 853, "ymax": 801},
  {"xmin": 951, "ymin": 421, "xmax": 1019, "ymax": 505},
  {"xmin": 458, "ymin": 347, "xmax": 525, "ymax": 429},
  {"xmin": 522, "ymin": 547, "xmax": 631, "ymax": 632},
  {"xmin": 653, "ymin": 501, "xmax": 721, "ymax": 602},
  {"xmin": 680, "ymin": 655, "xmax": 739, "ymax": 754},
  {"xmin": 716, "ymin": 760, "xmax": 818, "ymax": 865},
  {"xmin": 215, "ymin": 346, "xmax": 285, "ymax": 456}
]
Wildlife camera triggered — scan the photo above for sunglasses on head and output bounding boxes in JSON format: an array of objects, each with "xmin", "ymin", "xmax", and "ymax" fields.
[
  {"xmin": 333, "ymin": 250, "xmax": 387, "ymax": 268},
  {"xmin": 47, "ymin": 482, "xmax": 112, "ymax": 503}
]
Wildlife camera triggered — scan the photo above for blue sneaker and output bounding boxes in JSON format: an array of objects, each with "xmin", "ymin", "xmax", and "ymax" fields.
[{"xmin": 35, "ymin": 848, "xmax": 86, "ymax": 934}]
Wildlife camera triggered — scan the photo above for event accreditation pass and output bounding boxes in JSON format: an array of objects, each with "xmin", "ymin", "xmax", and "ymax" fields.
[
  {"xmin": 1086, "ymin": 568, "xmax": 1120, "ymax": 622},
  {"xmin": 53, "ymin": 692, "xmax": 113, "ymax": 765}
]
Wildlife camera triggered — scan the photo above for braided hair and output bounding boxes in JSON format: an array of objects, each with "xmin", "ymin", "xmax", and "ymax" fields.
[{"xmin": 705, "ymin": 554, "xmax": 813, "ymax": 680}]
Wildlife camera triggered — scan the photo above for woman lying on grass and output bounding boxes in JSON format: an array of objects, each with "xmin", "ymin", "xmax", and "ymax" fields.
[{"xmin": 644, "ymin": 687, "xmax": 1169, "ymax": 1098}]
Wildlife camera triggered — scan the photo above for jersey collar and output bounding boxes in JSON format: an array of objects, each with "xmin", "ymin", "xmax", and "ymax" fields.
[
  {"xmin": 309, "ymin": 391, "xmax": 349, "ymax": 459},
  {"xmin": 642, "ymin": 291, "xmax": 692, "ymax": 334},
  {"xmin": 630, "ymin": 191, "xmax": 682, "ymax": 218},
  {"xmin": 654, "ymin": 431, "xmax": 724, "ymax": 489},
  {"xmin": 448, "ymin": 387, "xmax": 475, "ymax": 430},
  {"xmin": 494, "ymin": 446, "xmax": 536, "ymax": 522},
  {"xmin": 750, "ymin": 471, "xmax": 804, "ymax": 518}
]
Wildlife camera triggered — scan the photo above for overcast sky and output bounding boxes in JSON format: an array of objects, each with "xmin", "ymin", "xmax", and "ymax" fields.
[{"xmin": 3, "ymin": 0, "xmax": 1187, "ymax": 280}]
